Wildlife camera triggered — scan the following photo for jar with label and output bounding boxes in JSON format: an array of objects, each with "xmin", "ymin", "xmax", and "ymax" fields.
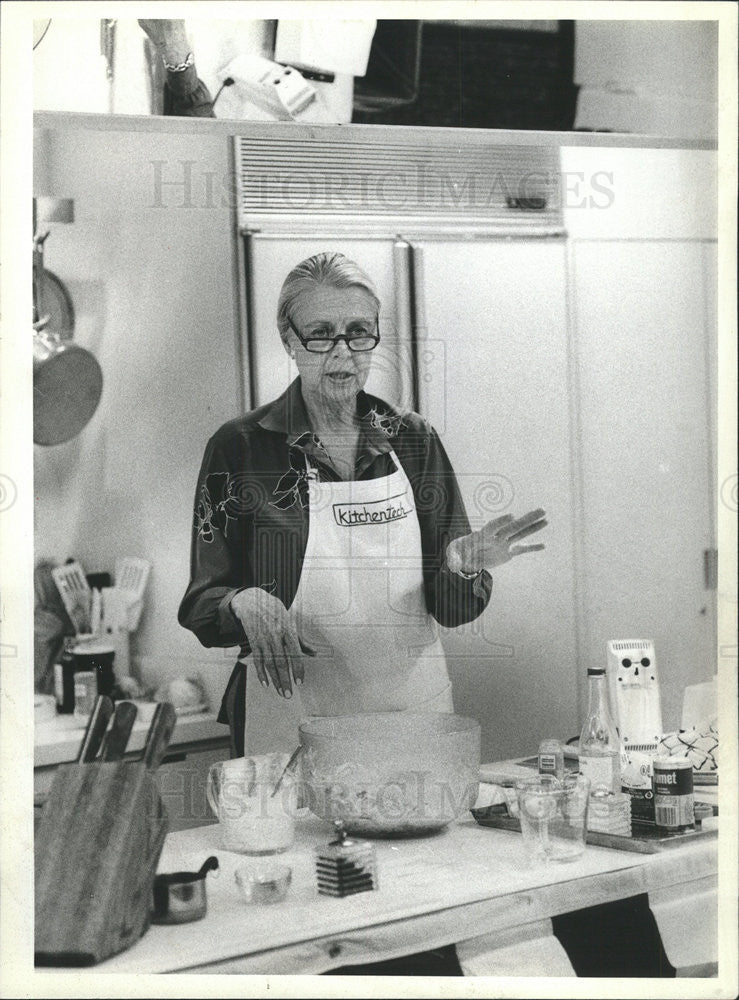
[
  {"xmin": 578, "ymin": 666, "xmax": 621, "ymax": 795},
  {"xmin": 53, "ymin": 637, "xmax": 77, "ymax": 714},
  {"xmin": 653, "ymin": 757, "xmax": 694, "ymax": 832},
  {"xmin": 538, "ymin": 738, "xmax": 565, "ymax": 781},
  {"xmin": 69, "ymin": 640, "xmax": 116, "ymax": 698},
  {"xmin": 74, "ymin": 671, "xmax": 98, "ymax": 720}
]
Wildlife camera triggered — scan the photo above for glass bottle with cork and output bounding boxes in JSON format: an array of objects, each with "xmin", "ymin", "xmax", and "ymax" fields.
[{"xmin": 579, "ymin": 666, "xmax": 621, "ymax": 795}]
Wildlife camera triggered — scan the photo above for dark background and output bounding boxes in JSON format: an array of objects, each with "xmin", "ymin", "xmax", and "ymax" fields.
[{"xmin": 354, "ymin": 20, "xmax": 580, "ymax": 130}]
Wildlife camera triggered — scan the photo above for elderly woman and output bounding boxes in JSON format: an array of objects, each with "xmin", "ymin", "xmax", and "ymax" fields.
[{"xmin": 179, "ymin": 252, "xmax": 546, "ymax": 755}]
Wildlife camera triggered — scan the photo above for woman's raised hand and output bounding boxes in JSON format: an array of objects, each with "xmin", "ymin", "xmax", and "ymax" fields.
[
  {"xmin": 446, "ymin": 508, "xmax": 548, "ymax": 574},
  {"xmin": 229, "ymin": 588, "xmax": 315, "ymax": 699}
]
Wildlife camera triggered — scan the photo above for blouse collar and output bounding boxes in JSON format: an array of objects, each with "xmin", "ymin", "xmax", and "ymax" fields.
[{"xmin": 257, "ymin": 377, "xmax": 400, "ymax": 470}]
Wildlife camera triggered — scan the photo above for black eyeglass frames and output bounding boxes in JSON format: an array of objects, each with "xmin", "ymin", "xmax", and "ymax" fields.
[{"xmin": 287, "ymin": 315, "xmax": 380, "ymax": 353}]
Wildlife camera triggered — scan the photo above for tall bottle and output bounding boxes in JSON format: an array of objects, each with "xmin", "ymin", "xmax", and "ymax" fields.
[{"xmin": 579, "ymin": 666, "xmax": 621, "ymax": 795}]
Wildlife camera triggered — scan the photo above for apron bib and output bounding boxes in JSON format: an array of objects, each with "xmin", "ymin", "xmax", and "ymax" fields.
[{"xmin": 242, "ymin": 450, "xmax": 452, "ymax": 754}]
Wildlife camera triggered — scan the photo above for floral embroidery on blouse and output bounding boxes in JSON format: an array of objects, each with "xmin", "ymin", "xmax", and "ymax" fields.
[
  {"xmin": 367, "ymin": 407, "xmax": 406, "ymax": 438},
  {"xmin": 291, "ymin": 430, "xmax": 329, "ymax": 456},
  {"xmin": 271, "ymin": 451, "xmax": 312, "ymax": 510},
  {"xmin": 195, "ymin": 483, "xmax": 216, "ymax": 543},
  {"xmin": 195, "ymin": 472, "xmax": 251, "ymax": 542}
]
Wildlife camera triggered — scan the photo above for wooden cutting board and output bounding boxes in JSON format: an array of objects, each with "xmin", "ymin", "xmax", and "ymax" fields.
[{"xmin": 35, "ymin": 761, "xmax": 168, "ymax": 966}]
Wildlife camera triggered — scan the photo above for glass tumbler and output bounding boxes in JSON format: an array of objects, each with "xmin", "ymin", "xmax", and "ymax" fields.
[{"xmin": 515, "ymin": 773, "xmax": 590, "ymax": 863}]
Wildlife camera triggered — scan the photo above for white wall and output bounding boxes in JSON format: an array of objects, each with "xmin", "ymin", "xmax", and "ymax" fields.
[
  {"xmin": 33, "ymin": 19, "xmax": 273, "ymax": 116},
  {"xmin": 562, "ymin": 145, "xmax": 719, "ymax": 731},
  {"xmin": 574, "ymin": 21, "xmax": 719, "ymax": 139},
  {"xmin": 34, "ymin": 125, "xmax": 242, "ymax": 710}
]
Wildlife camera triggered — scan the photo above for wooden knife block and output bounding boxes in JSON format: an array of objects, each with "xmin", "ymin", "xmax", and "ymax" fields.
[{"xmin": 35, "ymin": 761, "xmax": 168, "ymax": 966}]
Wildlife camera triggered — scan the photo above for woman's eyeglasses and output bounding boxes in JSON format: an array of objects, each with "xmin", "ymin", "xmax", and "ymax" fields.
[{"xmin": 287, "ymin": 316, "xmax": 380, "ymax": 353}]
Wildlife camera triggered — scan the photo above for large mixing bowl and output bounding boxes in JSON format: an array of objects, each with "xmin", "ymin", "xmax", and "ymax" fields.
[{"xmin": 298, "ymin": 713, "xmax": 481, "ymax": 837}]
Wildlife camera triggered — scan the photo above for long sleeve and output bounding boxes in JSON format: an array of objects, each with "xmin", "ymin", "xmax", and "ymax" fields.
[
  {"xmin": 163, "ymin": 63, "xmax": 215, "ymax": 118},
  {"xmin": 177, "ymin": 434, "xmax": 247, "ymax": 648},
  {"xmin": 412, "ymin": 422, "xmax": 492, "ymax": 628}
]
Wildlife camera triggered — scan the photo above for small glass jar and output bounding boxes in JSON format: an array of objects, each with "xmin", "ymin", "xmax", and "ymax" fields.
[
  {"xmin": 235, "ymin": 863, "xmax": 292, "ymax": 904},
  {"xmin": 538, "ymin": 738, "xmax": 565, "ymax": 781}
]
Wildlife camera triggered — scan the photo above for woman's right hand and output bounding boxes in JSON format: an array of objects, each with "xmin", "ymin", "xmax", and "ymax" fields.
[{"xmin": 229, "ymin": 588, "xmax": 314, "ymax": 699}]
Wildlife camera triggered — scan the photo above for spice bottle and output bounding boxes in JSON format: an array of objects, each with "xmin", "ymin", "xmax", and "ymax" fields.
[
  {"xmin": 579, "ymin": 666, "xmax": 621, "ymax": 795},
  {"xmin": 538, "ymin": 738, "xmax": 565, "ymax": 781},
  {"xmin": 53, "ymin": 637, "xmax": 77, "ymax": 714}
]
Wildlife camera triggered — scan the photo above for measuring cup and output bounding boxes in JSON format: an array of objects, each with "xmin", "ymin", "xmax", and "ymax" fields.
[{"xmin": 207, "ymin": 754, "xmax": 297, "ymax": 855}]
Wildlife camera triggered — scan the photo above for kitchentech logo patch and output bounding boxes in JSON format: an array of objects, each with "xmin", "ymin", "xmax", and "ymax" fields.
[{"xmin": 333, "ymin": 492, "xmax": 414, "ymax": 527}]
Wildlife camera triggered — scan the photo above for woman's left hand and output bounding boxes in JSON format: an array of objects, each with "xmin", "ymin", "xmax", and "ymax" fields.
[{"xmin": 446, "ymin": 508, "xmax": 548, "ymax": 574}]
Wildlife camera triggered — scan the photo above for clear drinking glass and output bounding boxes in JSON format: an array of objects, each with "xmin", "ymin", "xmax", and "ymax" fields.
[
  {"xmin": 515, "ymin": 773, "xmax": 590, "ymax": 863},
  {"xmin": 206, "ymin": 754, "xmax": 297, "ymax": 855}
]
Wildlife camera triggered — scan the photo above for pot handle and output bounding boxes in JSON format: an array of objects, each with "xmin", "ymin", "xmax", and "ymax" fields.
[{"xmin": 197, "ymin": 855, "xmax": 220, "ymax": 880}]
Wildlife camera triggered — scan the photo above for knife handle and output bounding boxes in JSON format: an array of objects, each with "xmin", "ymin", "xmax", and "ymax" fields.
[
  {"xmin": 141, "ymin": 703, "xmax": 177, "ymax": 771},
  {"xmin": 76, "ymin": 695, "xmax": 114, "ymax": 763},
  {"xmin": 100, "ymin": 701, "xmax": 138, "ymax": 761}
]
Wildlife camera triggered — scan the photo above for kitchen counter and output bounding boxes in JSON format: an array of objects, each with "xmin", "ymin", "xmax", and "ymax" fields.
[
  {"xmin": 48, "ymin": 795, "xmax": 719, "ymax": 977},
  {"xmin": 34, "ymin": 710, "xmax": 228, "ymax": 769}
]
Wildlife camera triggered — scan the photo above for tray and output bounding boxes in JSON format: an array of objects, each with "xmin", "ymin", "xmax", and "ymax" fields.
[
  {"xmin": 470, "ymin": 804, "xmax": 718, "ymax": 854},
  {"xmin": 516, "ymin": 755, "xmax": 718, "ymax": 785}
]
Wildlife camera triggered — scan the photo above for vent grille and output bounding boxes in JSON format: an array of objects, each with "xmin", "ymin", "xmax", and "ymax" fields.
[{"xmin": 234, "ymin": 131, "xmax": 564, "ymax": 234}]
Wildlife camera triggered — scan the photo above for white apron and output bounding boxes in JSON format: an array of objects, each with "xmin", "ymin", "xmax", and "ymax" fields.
[{"xmin": 242, "ymin": 450, "xmax": 452, "ymax": 754}]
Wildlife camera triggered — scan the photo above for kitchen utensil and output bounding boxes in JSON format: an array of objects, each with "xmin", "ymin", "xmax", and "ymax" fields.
[
  {"xmin": 90, "ymin": 587, "xmax": 102, "ymax": 636},
  {"xmin": 234, "ymin": 862, "xmax": 291, "ymax": 904},
  {"xmin": 152, "ymin": 856, "xmax": 219, "ymax": 925},
  {"xmin": 299, "ymin": 713, "xmax": 481, "ymax": 837},
  {"xmin": 315, "ymin": 821, "xmax": 378, "ymax": 898},
  {"xmin": 33, "ymin": 327, "xmax": 103, "ymax": 446},
  {"xmin": 51, "ymin": 561, "xmax": 91, "ymax": 634},
  {"xmin": 101, "ymin": 586, "xmax": 131, "ymax": 678},
  {"xmin": 207, "ymin": 754, "xmax": 297, "ymax": 854},
  {"xmin": 99, "ymin": 701, "xmax": 138, "ymax": 762},
  {"xmin": 76, "ymin": 695, "xmax": 114, "ymax": 763},
  {"xmin": 35, "ymin": 699, "xmax": 173, "ymax": 964},
  {"xmin": 514, "ymin": 773, "xmax": 591, "ymax": 863},
  {"xmin": 101, "ymin": 586, "xmax": 123, "ymax": 633},
  {"xmin": 141, "ymin": 702, "xmax": 177, "ymax": 770},
  {"xmin": 271, "ymin": 745, "xmax": 303, "ymax": 797},
  {"xmin": 35, "ymin": 755, "xmax": 168, "ymax": 965},
  {"xmin": 115, "ymin": 557, "xmax": 151, "ymax": 631}
]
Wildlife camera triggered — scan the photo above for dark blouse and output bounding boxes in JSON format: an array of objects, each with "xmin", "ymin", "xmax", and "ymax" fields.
[{"xmin": 178, "ymin": 378, "xmax": 492, "ymax": 746}]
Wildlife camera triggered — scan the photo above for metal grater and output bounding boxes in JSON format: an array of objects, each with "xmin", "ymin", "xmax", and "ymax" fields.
[{"xmin": 315, "ymin": 821, "xmax": 378, "ymax": 898}]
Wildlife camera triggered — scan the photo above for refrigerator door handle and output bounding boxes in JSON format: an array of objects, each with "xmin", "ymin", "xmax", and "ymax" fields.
[
  {"xmin": 408, "ymin": 240, "xmax": 427, "ymax": 415},
  {"xmin": 393, "ymin": 239, "xmax": 418, "ymax": 412}
]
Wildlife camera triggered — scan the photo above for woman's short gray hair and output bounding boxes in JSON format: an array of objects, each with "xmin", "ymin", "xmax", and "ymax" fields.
[{"xmin": 276, "ymin": 252, "xmax": 380, "ymax": 343}]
